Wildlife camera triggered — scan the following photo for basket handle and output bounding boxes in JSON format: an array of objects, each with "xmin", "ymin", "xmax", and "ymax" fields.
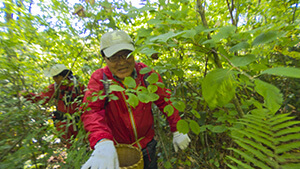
[{"xmin": 113, "ymin": 136, "xmax": 145, "ymax": 146}]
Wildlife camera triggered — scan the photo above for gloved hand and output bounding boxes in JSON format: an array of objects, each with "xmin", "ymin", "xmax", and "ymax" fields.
[
  {"xmin": 81, "ymin": 140, "xmax": 119, "ymax": 169},
  {"xmin": 172, "ymin": 131, "xmax": 191, "ymax": 152}
]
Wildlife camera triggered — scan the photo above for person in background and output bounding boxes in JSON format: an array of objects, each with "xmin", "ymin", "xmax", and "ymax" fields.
[
  {"xmin": 81, "ymin": 30, "xmax": 191, "ymax": 169},
  {"xmin": 22, "ymin": 64, "xmax": 85, "ymax": 148}
]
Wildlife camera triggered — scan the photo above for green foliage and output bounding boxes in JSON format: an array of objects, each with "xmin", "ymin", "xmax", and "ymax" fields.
[{"xmin": 1, "ymin": 0, "xmax": 299, "ymax": 168}]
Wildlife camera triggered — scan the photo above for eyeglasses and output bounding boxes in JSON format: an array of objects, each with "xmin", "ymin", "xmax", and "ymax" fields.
[{"xmin": 107, "ymin": 51, "xmax": 133, "ymax": 63}]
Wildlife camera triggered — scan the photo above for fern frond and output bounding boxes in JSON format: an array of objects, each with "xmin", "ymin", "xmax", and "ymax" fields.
[
  {"xmin": 277, "ymin": 153, "xmax": 300, "ymax": 163},
  {"xmin": 274, "ymin": 127, "xmax": 300, "ymax": 137},
  {"xmin": 226, "ymin": 156, "xmax": 255, "ymax": 169},
  {"xmin": 272, "ymin": 121, "xmax": 300, "ymax": 131},
  {"xmin": 241, "ymin": 115, "xmax": 269, "ymax": 125},
  {"xmin": 235, "ymin": 129, "xmax": 274, "ymax": 149},
  {"xmin": 238, "ymin": 120, "xmax": 273, "ymax": 135},
  {"xmin": 276, "ymin": 153, "xmax": 300, "ymax": 163},
  {"xmin": 268, "ymin": 113, "xmax": 294, "ymax": 124},
  {"xmin": 275, "ymin": 133, "xmax": 300, "ymax": 143},
  {"xmin": 244, "ymin": 128, "xmax": 273, "ymax": 142},
  {"xmin": 227, "ymin": 111, "xmax": 300, "ymax": 168},
  {"xmin": 232, "ymin": 135, "xmax": 274, "ymax": 157},
  {"xmin": 228, "ymin": 148, "xmax": 272, "ymax": 169},
  {"xmin": 276, "ymin": 142, "xmax": 300, "ymax": 154},
  {"xmin": 281, "ymin": 163, "xmax": 300, "ymax": 169},
  {"xmin": 232, "ymin": 139, "xmax": 275, "ymax": 167}
]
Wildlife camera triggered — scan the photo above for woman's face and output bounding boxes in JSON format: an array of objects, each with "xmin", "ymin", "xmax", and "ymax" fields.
[
  {"xmin": 53, "ymin": 75, "xmax": 64, "ymax": 84},
  {"xmin": 105, "ymin": 50, "xmax": 135, "ymax": 80}
]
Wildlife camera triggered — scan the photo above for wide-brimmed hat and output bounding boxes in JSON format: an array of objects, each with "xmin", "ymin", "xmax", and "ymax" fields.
[
  {"xmin": 44, "ymin": 64, "xmax": 68, "ymax": 77},
  {"xmin": 100, "ymin": 30, "xmax": 135, "ymax": 58}
]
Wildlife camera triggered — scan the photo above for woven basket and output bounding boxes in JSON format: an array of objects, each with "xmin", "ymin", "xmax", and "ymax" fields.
[{"xmin": 115, "ymin": 144, "xmax": 144, "ymax": 169}]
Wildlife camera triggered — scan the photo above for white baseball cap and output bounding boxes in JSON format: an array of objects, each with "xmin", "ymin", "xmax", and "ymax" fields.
[
  {"xmin": 44, "ymin": 64, "xmax": 68, "ymax": 77},
  {"xmin": 100, "ymin": 30, "xmax": 135, "ymax": 58}
]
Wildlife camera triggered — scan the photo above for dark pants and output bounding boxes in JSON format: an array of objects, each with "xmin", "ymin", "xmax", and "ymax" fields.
[{"xmin": 142, "ymin": 139, "xmax": 158, "ymax": 169}]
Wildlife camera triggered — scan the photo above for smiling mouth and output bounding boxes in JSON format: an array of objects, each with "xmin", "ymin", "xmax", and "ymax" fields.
[{"xmin": 118, "ymin": 67, "xmax": 128, "ymax": 72}]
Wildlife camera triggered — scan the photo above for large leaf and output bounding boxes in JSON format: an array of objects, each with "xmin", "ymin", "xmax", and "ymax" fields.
[
  {"xmin": 261, "ymin": 67, "xmax": 300, "ymax": 78},
  {"xmin": 146, "ymin": 73, "xmax": 159, "ymax": 84},
  {"xmin": 176, "ymin": 119, "xmax": 189, "ymax": 134},
  {"xmin": 124, "ymin": 76, "xmax": 136, "ymax": 88},
  {"xmin": 254, "ymin": 80, "xmax": 283, "ymax": 113},
  {"xmin": 229, "ymin": 42, "xmax": 250, "ymax": 52},
  {"xmin": 202, "ymin": 69, "xmax": 237, "ymax": 109},
  {"xmin": 252, "ymin": 31, "xmax": 279, "ymax": 46},
  {"xmin": 140, "ymin": 67, "xmax": 152, "ymax": 74},
  {"xmin": 126, "ymin": 93, "xmax": 139, "ymax": 108},
  {"xmin": 230, "ymin": 54, "xmax": 256, "ymax": 67},
  {"xmin": 189, "ymin": 120, "xmax": 201, "ymax": 135},
  {"xmin": 109, "ymin": 85, "xmax": 125, "ymax": 92},
  {"xmin": 212, "ymin": 26, "xmax": 236, "ymax": 42},
  {"xmin": 150, "ymin": 31, "xmax": 185, "ymax": 43}
]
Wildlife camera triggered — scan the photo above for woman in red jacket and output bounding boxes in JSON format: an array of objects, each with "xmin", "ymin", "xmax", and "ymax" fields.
[
  {"xmin": 23, "ymin": 64, "xmax": 85, "ymax": 148},
  {"xmin": 81, "ymin": 30, "xmax": 190, "ymax": 169}
]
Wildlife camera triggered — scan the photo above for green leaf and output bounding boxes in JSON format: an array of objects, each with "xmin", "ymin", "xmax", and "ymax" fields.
[
  {"xmin": 261, "ymin": 67, "xmax": 300, "ymax": 78},
  {"xmin": 148, "ymin": 93, "xmax": 159, "ymax": 102},
  {"xmin": 176, "ymin": 119, "xmax": 189, "ymax": 134},
  {"xmin": 109, "ymin": 85, "xmax": 125, "ymax": 92},
  {"xmin": 212, "ymin": 26, "xmax": 236, "ymax": 41},
  {"xmin": 254, "ymin": 80, "xmax": 283, "ymax": 113},
  {"xmin": 92, "ymin": 96, "xmax": 98, "ymax": 102},
  {"xmin": 164, "ymin": 104, "xmax": 174, "ymax": 116},
  {"xmin": 230, "ymin": 54, "xmax": 256, "ymax": 67},
  {"xmin": 252, "ymin": 31, "xmax": 279, "ymax": 46},
  {"xmin": 189, "ymin": 120, "xmax": 201, "ymax": 135},
  {"xmin": 110, "ymin": 94, "xmax": 119, "ymax": 101},
  {"xmin": 172, "ymin": 68, "xmax": 184, "ymax": 78},
  {"xmin": 211, "ymin": 125, "xmax": 227, "ymax": 133},
  {"xmin": 229, "ymin": 42, "xmax": 250, "ymax": 52},
  {"xmin": 140, "ymin": 67, "xmax": 152, "ymax": 74},
  {"xmin": 172, "ymin": 101, "xmax": 185, "ymax": 112},
  {"xmin": 147, "ymin": 84, "xmax": 158, "ymax": 93},
  {"xmin": 147, "ymin": 18, "xmax": 162, "ymax": 25},
  {"xmin": 124, "ymin": 76, "xmax": 136, "ymax": 88},
  {"xmin": 156, "ymin": 82, "xmax": 165, "ymax": 88},
  {"xmin": 181, "ymin": 29, "xmax": 197, "ymax": 39},
  {"xmin": 191, "ymin": 109, "xmax": 201, "ymax": 119},
  {"xmin": 150, "ymin": 31, "xmax": 185, "ymax": 43},
  {"xmin": 137, "ymin": 93, "xmax": 150, "ymax": 103},
  {"xmin": 163, "ymin": 161, "xmax": 172, "ymax": 169},
  {"xmin": 146, "ymin": 73, "xmax": 159, "ymax": 84},
  {"xmin": 126, "ymin": 93, "xmax": 139, "ymax": 108},
  {"xmin": 202, "ymin": 69, "xmax": 237, "ymax": 109},
  {"xmin": 139, "ymin": 47, "xmax": 158, "ymax": 57}
]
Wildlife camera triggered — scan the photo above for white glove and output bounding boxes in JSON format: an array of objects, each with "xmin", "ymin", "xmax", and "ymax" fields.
[
  {"xmin": 81, "ymin": 140, "xmax": 119, "ymax": 169},
  {"xmin": 172, "ymin": 131, "xmax": 191, "ymax": 152}
]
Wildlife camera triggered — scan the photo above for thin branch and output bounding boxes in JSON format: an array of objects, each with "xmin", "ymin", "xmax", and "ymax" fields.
[
  {"xmin": 226, "ymin": 0, "xmax": 236, "ymax": 26},
  {"xmin": 196, "ymin": 0, "xmax": 222, "ymax": 68},
  {"xmin": 211, "ymin": 49, "xmax": 254, "ymax": 80},
  {"xmin": 292, "ymin": 1, "xmax": 298, "ymax": 23}
]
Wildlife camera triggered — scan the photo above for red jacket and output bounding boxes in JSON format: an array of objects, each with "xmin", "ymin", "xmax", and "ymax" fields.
[
  {"xmin": 82, "ymin": 62, "xmax": 181, "ymax": 149},
  {"xmin": 25, "ymin": 81, "xmax": 85, "ymax": 115}
]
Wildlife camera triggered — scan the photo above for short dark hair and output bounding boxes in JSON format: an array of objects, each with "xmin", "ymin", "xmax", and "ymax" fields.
[
  {"xmin": 54, "ymin": 69, "xmax": 72, "ymax": 78},
  {"xmin": 101, "ymin": 50, "xmax": 106, "ymax": 58}
]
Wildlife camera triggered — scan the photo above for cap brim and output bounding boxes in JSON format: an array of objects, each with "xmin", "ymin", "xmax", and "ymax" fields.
[
  {"xmin": 44, "ymin": 68, "xmax": 52, "ymax": 77},
  {"xmin": 103, "ymin": 43, "xmax": 135, "ymax": 58}
]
